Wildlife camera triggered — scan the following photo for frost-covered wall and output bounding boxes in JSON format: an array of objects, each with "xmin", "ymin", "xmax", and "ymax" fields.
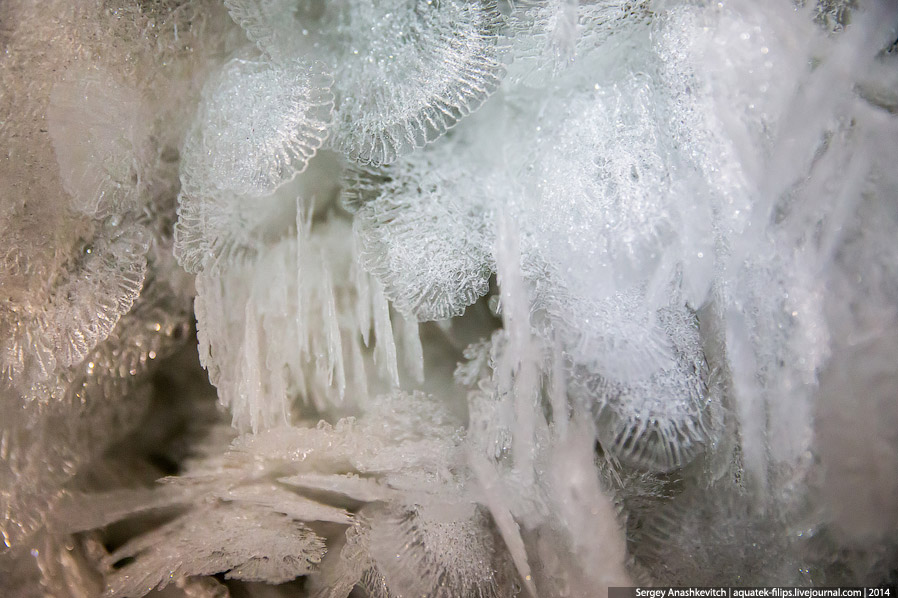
[{"xmin": 1, "ymin": 1, "xmax": 897, "ymax": 596}]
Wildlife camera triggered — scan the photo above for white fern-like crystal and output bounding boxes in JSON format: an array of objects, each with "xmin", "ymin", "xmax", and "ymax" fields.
[
  {"xmin": 104, "ymin": 502, "xmax": 327, "ymax": 596},
  {"xmin": 0, "ymin": 223, "xmax": 148, "ymax": 390}
]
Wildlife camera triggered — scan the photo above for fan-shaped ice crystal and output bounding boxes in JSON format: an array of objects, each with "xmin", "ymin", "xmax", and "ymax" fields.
[
  {"xmin": 226, "ymin": 0, "xmax": 507, "ymax": 166},
  {"xmin": 368, "ymin": 504, "xmax": 501, "ymax": 598},
  {"xmin": 181, "ymin": 54, "xmax": 333, "ymax": 197},
  {"xmin": 328, "ymin": 1, "xmax": 506, "ymax": 165},
  {"xmin": 0, "ymin": 223, "xmax": 149, "ymax": 390},
  {"xmin": 47, "ymin": 67, "xmax": 151, "ymax": 216},
  {"xmin": 344, "ymin": 143, "xmax": 495, "ymax": 322},
  {"xmin": 174, "ymin": 179, "xmax": 300, "ymax": 274},
  {"xmin": 573, "ymin": 301, "xmax": 714, "ymax": 472}
]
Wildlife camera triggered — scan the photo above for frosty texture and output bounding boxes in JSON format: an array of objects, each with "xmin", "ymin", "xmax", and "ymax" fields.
[
  {"xmin": 366, "ymin": 505, "xmax": 501, "ymax": 598},
  {"xmin": 226, "ymin": 0, "xmax": 507, "ymax": 165},
  {"xmin": 105, "ymin": 502, "xmax": 326, "ymax": 596},
  {"xmin": 4, "ymin": 0, "xmax": 898, "ymax": 596},
  {"xmin": 517, "ymin": 77, "xmax": 709, "ymax": 308},
  {"xmin": 575, "ymin": 302, "xmax": 714, "ymax": 472},
  {"xmin": 326, "ymin": 0, "xmax": 507, "ymax": 165},
  {"xmin": 0, "ymin": 223, "xmax": 149, "ymax": 391},
  {"xmin": 344, "ymin": 148, "xmax": 495, "ymax": 321},
  {"xmin": 181, "ymin": 55, "xmax": 334, "ymax": 197},
  {"xmin": 0, "ymin": 0, "xmax": 220, "ymax": 562},
  {"xmin": 47, "ymin": 68, "xmax": 151, "ymax": 216},
  {"xmin": 507, "ymin": 0, "xmax": 652, "ymax": 85}
]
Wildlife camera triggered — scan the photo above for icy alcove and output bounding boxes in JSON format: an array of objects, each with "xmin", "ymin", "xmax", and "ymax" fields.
[{"xmin": 1, "ymin": 0, "xmax": 898, "ymax": 597}]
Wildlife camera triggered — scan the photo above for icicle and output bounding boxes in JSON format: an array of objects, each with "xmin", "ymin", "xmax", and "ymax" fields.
[
  {"xmin": 468, "ymin": 451, "xmax": 537, "ymax": 598},
  {"xmin": 371, "ymin": 278, "xmax": 399, "ymax": 388},
  {"xmin": 549, "ymin": 331, "xmax": 568, "ymax": 439},
  {"xmin": 495, "ymin": 212, "xmax": 539, "ymax": 484},
  {"xmin": 347, "ymin": 312, "xmax": 369, "ymax": 404},
  {"xmin": 353, "ymin": 240, "xmax": 373, "ymax": 347},
  {"xmin": 548, "ymin": 422, "xmax": 633, "ymax": 590},
  {"xmin": 320, "ymin": 256, "xmax": 346, "ymax": 402},
  {"xmin": 726, "ymin": 309, "xmax": 769, "ymax": 496},
  {"xmin": 398, "ymin": 314, "xmax": 424, "ymax": 385},
  {"xmin": 242, "ymin": 299, "xmax": 268, "ymax": 433},
  {"xmin": 295, "ymin": 196, "xmax": 312, "ymax": 357},
  {"xmin": 194, "ymin": 272, "xmax": 222, "ymax": 379},
  {"xmin": 264, "ymin": 245, "xmax": 291, "ymax": 426},
  {"xmin": 548, "ymin": 0, "xmax": 579, "ymax": 67}
]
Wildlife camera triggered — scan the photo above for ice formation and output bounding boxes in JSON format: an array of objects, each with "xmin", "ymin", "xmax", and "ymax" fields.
[{"xmin": 2, "ymin": 0, "xmax": 898, "ymax": 597}]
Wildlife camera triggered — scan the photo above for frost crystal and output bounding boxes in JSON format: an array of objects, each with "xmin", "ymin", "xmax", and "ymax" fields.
[
  {"xmin": 181, "ymin": 55, "xmax": 334, "ymax": 197},
  {"xmin": 226, "ymin": 0, "xmax": 507, "ymax": 165},
  {"xmin": 1, "ymin": 223, "xmax": 149, "ymax": 390},
  {"xmin": 192, "ymin": 215, "xmax": 424, "ymax": 432},
  {"xmin": 325, "ymin": 0, "xmax": 507, "ymax": 165},
  {"xmin": 47, "ymin": 68, "xmax": 151, "ymax": 216},
  {"xmin": 4, "ymin": 0, "xmax": 898, "ymax": 595},
  {"xmin": 367, "ymin": 504, "xmax": 502, "ymax": 598},
  {"xmin": 344, "ymin": 142, "xmax": 495, "ymax": 321},
  {"xmin": 507, "ymin": 0, "xmax": 651, "ymax": 85},
  {"xmin": 574, "ymin": 300, "xmax": 715, "ymax": 472},
  {"xmin": 104, "ymin": 502, "xmax": 326, "ymax": 596}
]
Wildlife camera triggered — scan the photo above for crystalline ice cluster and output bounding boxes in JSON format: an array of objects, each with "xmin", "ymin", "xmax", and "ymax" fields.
[{"xmin": 2, "ymin": 0, "xmax": 898, "ymax": 597}]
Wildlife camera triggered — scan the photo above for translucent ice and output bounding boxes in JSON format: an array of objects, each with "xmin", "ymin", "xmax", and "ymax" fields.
[
  {"xmin": 0, "ymin": 222, "xmax": 149, "ymax": 390},
  {"xmin": 343, "ymin": 143, "xmax": 496, "ymax": 322},
  {"xmin": 180, "ymin": 54, "xmax": 333, "ymax": 198},
  {"xmin": 226, "ymin": 0, "xmax": 507, "ymax": 165},
  {"xmin": 47, "ymin": 67, "xmax": 151, "ymax": 216}
]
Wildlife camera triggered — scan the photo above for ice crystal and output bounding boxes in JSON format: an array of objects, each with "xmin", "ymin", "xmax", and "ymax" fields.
[
  {"xmin": 367, "ymin": 504, "xmax": 502, "ymax": 598},
  {"xmin": 0, "ymin": 272, "xmax": 192, "ymax": 551},
  {"xmin": 0, "ymin": 223, "xmax": 149, "ymax": 391},
  {"xmin": 104, "ymin": 502, "xmax": 326, "ymax": 595},
  {"xmin": 226, "ymin": 0, "xmax": 507, "ymax": 165},
  {"xmin": 60, "ymin": 390, "xmax": 469, "ymax": 596},
  {"xmin": 4, "ymin": 0, "xmax": 898, "ymax": 595},
  {"xmin": 515, "ymin": 74, "xmax": 714, "ymax": 314},
  {"xmin": 192, "ymin": 216, "xmax": 426, "ymax": 432},
  {"xmin": 343, "ymin": 141, "xmax": 496, "ymax": 322},
  {"xmin": 507, "ymin": 0, "xmax": 652, "ymax": 85},
  {"xmin": 180, "ymin": 54, "xmax": 333, "ymax": 198},
  {"xmin": 47, "ymin": 67, "xmax": 151, "ymax": 216},
  {"xmin": 572, "ymin": 300, "xmax": 715, "ymax": 472}
]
